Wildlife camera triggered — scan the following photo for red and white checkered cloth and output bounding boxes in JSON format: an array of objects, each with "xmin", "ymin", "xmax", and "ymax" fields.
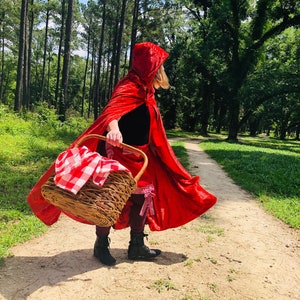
[{"xmin": 54, "ymin": 146, "xmax": 131, "ymax": 194}]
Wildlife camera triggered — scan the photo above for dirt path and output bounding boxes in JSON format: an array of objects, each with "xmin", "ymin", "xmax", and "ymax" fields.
[{"xmin": 0, "ymin": 139, "xmax": 299, "ymax": 300}]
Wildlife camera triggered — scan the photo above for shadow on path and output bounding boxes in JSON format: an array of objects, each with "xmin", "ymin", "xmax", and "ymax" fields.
[{"xmin": 0, "ymin": 247, "xmax": 185, "ymax": 299}]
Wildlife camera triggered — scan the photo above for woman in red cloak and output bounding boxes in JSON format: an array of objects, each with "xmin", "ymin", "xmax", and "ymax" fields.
[{"xmin": 27, "ymin": 42, "xmax": 217, "ymax": 266}]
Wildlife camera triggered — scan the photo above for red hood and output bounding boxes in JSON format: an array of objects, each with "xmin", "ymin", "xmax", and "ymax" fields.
[{"xmin": 130, "ymin": 42, "xmax": 169, "ymax": 87}]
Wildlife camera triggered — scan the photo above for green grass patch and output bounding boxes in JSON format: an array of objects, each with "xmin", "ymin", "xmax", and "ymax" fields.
[
  {"xmin": 171, "ymin": 140, "xmax": 190, "ymax": 169},
  {"xmin": 167, "ymin": 129, "xmax": 200, "ymax": 139},
  {"xmin": 195, "ymin": 224, "xmax": 224, "ymax": 236},
  {"xmin": 0, "ymin": 213, "xmax": 47, "ymax": 266},
  {"xmin": 0, "ymin": 105, "xmax": 92, "ymax": 263},
  {"xmin": 200, "ymin": 137, "xmax": 300, "ymax": 228},
  {"xmin": 151, "ymin": 278, "xmax": 177, "ymax": 293}
]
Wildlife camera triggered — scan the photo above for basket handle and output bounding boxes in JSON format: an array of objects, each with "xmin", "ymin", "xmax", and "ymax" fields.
[{"xmin": 73, "ymin": 134, "xmax": 148, "ymax": 183}]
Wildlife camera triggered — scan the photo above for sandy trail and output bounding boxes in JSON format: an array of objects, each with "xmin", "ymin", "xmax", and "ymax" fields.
[{"xmin": 0, "ymin": 139, "xmax": 299, "ymax": 300}]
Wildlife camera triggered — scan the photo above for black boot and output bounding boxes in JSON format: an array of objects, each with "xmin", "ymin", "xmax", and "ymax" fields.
[
  {"xmin": 128, "ymin": 232, "xmax": 161, "ymax": 260},
  {"xmin": 94, "ymin": 236, "xmax": 116, "ymax": 266}
]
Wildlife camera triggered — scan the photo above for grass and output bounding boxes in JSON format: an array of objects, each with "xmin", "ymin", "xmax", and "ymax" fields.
[
  {"xmin": 200, "ymin": 136, "xmax": 300, "ymax": 228},
  {"xmin": 0, "ymin": 105, "xmax": 92, "ymax": 265},
  {"xmin": 152, "ymin": 278, "xmax": 177, "ymax": 293},
  {"xmin": 171, "ymin": 140, "xmax": 190, "ymax": 169},
  {"xmin": 195, "ymin": 224, "xmax": 224, "ymax": 236}
]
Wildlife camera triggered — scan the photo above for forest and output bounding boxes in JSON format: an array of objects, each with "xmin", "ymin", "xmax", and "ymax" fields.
[{"xmin": 0, "ymin": 0, "xmax": 299, "ymax": 140}]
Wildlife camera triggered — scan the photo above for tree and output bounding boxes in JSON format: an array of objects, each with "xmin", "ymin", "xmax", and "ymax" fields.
[
  {"xmin": 238, "ymin": 27, "xmax": 300, "ymax": 139},
  {"xmin": 129, "ymin": 0, "xmax": 139, "ymax": 65},
  {"xmin": 92, "ymin": 0, "xmax": 106, "ymax": 119},
  {"xmin": 54, "ymin": 0, "xmax": 66, "ymax": 109},
  {"xmin": 114, "ymin": 0, "xmax": 127, "ymax": 86},
  {"xmin": 3, "ymin": 0, "xmax": 299, "ymax": 140},
  {"xmin": 0, "ymin": 0, "xmax": 15, "ymax": 103},
  {"xmin": 40, "ymin": 0, "xmax": 51, "ymax": 103},
  {"xmin": 58, "ymin": 0, "xmax": 74, "ymax": 121},
  {"xmin": 14, "ymin": 0, "xmax": 28, "ymax": 111},
  {"xmin": 180, "ymin": 0, "xmax": 300, "ymax": 140}
]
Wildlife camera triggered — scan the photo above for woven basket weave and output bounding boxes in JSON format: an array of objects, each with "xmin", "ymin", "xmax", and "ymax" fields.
[{"xmin": 41, "ymin": 134, "xmax": 148, "ymax": 227}]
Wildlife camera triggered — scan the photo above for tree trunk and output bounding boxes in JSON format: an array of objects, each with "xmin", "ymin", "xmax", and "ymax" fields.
[
  {"xmin": 22, "ymin": 9, "xmax": 29, "ymax": 109},
  {"xmin": 227, "ymin": 95, "xmax": 240, "ymax": 141},
  {"xmin": 104, "ymin": 32, "xmax": 111, "ymax": 100},
  {"xmin": 114, "ymin": 0, "xmax": 127, "ymax": 86},
  {"xmin": 0, "ymin": 33, "xmax": 5, "ymax": 104},
  {"xmin": 92, "ymin": 0, "xmax": 106, "ymax": 120},
  {"xmin": 279, "ymin": 112, "xmax": 291, "ymax": 140},
  {"xmin": 88, "ymin": 38, "xmax": 95, "ymax": 118},
  {"xmin": 0, "ymin": 15, "xmax": 5, "ymax": 102},
  {"xmin": 59, "ymin": 0, "xmax": 73, "ymax": 122},
  {"xmin": 55, "ymin": 0, "xmax": 66, "ymax": 108},
  {"xmin": 199, "ymin": 82, "xmax": 210, "ymax": 136},
  {"xmin": 81, "ymin": 26, "xmax": 91, "ymax": 116},
  {"xmin": 129, "ymin": 0, "xmax": 139, "ymax": 66},
  {"xmin": 41, "ymin": 4, "xmax": 50, "ymax": 102},
  {"xmin": 26, "ymin": 0, "xmax": 34, "ymax": 109},
  {"xmin": 248, "ymin": 115, "xmax": 261, "ymax": 137},
  {"xmin": 109, "ymin": 14, "xmax": 118, "ymax": 98},
  {"xmin": 14, "ymin": 0, "xmax": 28, "ymax": 111}
]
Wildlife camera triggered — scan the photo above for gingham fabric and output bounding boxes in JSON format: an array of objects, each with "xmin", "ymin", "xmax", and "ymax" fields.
[{"xmin": 54, "ymin": 146, "xmax": 130, "ymax": 194}]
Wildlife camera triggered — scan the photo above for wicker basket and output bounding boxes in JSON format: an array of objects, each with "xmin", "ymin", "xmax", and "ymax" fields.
[{"xmin": 41, "ymin": 134, "xmax": 148, "ymax": 227}]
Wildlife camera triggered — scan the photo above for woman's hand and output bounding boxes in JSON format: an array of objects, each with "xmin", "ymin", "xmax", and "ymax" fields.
[
  {"xmin": 106, "ymin": 120, "xmax": 123, "ymax": 147},
  {"xmin": 106, "ymin": 129, "xmax": 123, "ymax": 147}
]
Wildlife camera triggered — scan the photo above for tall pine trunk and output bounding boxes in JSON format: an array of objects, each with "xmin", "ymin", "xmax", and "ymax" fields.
[
  {"xmin": 92, "ymin": 0, "xmax": 106, "ymax": 120},
  {"xmin": 129, "ymin": 0, "xmax": 139, "ymax": 66},
  {"xmin": 114, "ymin": 0, "xmax": 127, "ymax": 86},
  {"xmin": 26, "ymin": 0, "xmax": 34, "ymax": 109},
  {"xmin": 14, "ymin": 0, "xmax": 28, "ymax": 111},
  {"xmin": 41, "ymin": 4, "xmax": 50, "ymax": 102},
  {"xmin": 199, "ymin": 83, "xmax": 210, "ymax": 136},
  {"xmin": 59, "ymin": 0, "xmax": 73, "ymax": 122},
  {"xmin": 0, "ymin": 32, "xmax": 4, "ymax": 102},
  {"xmin": 55, "ymin": 0, "xmax": 66, "ymax": 108},
  {"xmin": 81, "ymin": 26, "xmax": 91, "ymax": 116},
  {"xmin": 109, "ymin": 14, "xmax": 118, "ymax": 99}
]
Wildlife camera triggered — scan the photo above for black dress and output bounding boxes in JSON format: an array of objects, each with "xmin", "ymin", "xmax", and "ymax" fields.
[{"xmin": 118, "ymin": 103, "xmax": 150, "ymax": 146}]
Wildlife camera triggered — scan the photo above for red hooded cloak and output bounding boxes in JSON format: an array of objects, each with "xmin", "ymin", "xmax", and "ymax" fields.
[{"xmin": 27, "ymin": 42, "xmax": 217, "ymax": 231}]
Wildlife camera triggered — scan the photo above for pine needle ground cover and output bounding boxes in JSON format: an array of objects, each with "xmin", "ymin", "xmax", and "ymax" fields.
[{"xmin": 200, "ymin": 137, "xmax": 300, "ymax": 228}]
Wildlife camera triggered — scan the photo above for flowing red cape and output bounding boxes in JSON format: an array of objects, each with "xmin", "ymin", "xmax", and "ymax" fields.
[{"xmin": 27, "ymin": 42, "xmax": 217, "ymax": 230}]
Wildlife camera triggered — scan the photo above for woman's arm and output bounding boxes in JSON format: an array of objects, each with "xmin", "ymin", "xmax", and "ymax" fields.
[{"xmin": 106, "ymin": 119, "xmax": 123, "ymax": 147}]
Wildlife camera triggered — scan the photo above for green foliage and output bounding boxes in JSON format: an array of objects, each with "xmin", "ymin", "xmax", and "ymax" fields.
[
  {"xmin": 28, "ymin": 102, "xmax": 92, "ymax": 142},
  {"xmin": 29, "ymin": 102, "xmax": 61, "ymax": 137},
  {"xmin": 200, "ymin": 137, "xmax": 300, "ymax": 228},
  {"xmin": 166, "ymin": 0, "xmax": 300, "ymax": 139},
  {"xmin": 238, "ymin": 28, "xmax": 300, "ymax": 138}
]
